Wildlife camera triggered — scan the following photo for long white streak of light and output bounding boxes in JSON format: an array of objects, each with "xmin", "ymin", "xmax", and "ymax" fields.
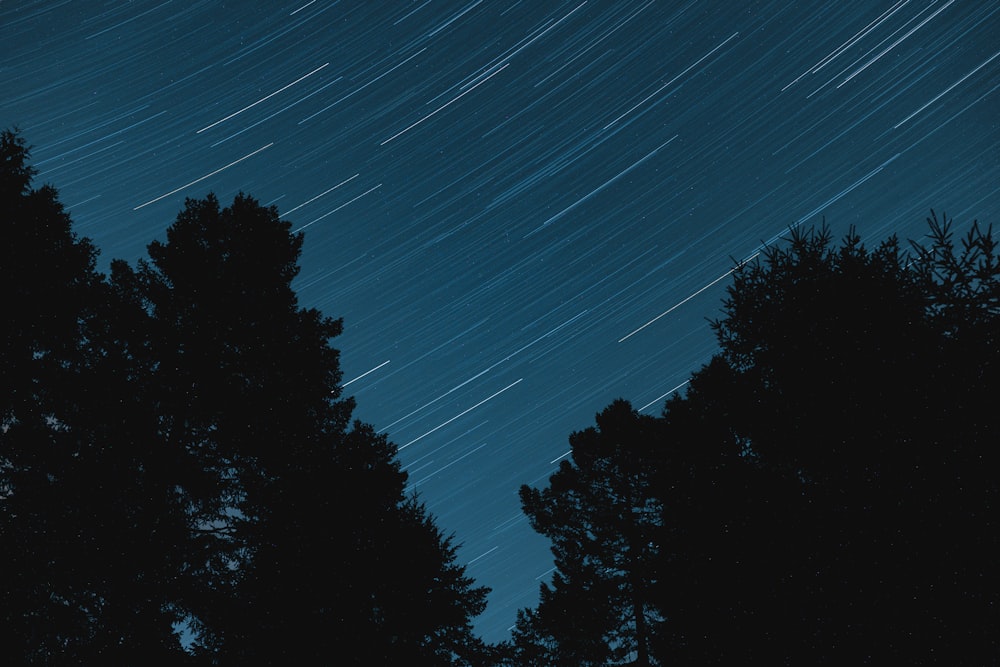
[
  {"xmin": 298, "ymin": 48, "xmax": 427, "ymax": 125},
  {"xmin": 638, "ymin": 379, "xmax": 691, "ymax": 413},
  {"xmin": 550, "ymin": 450, "xmax": 572, "ymax": 464},
  {"xmin": 133, "ymin": 143, "xmax": 273, "ymax": 210},
  {"xmin": 342, "ymin": 360, "xmax": 391, "ymax": 387},
  {"xmin": 426, "ymin": 0, "xmax": 484, "ymax": 40},
  {"xmin": 781, "ymin": 0, "xmax": 909, "ymax": 92},
  {"xmin": 405, "ymin": 421, "xmax": 490, "ymax": 470},
  {"xmin": 209, "ymin": 76, "xmax": 345, "ymax": 147},
  {"xmin": 483, "ymin": 1, "xmax": 587, "ymax": 76},
  {"xmin": 394, "ymin": 0, "xmax": 432, "ymax": 25},
  {"xmin": 37, "ymin": 140, "xmax": 124, "ymax": 176},
  {"xmin": 284, "ymin": 174, "xmax": 359, "ymax": 215},
  {"xmin": 617, "ymin": 261, "xmax": 754, "ymax": 344},
  {"xmin": 197, "ymin": 63, "xmax": 330, "ymax": 133},
  {"xmin": 35, "ymin": 110, "xmax": 168, "ymax": 165},
  {"xmin": 408, "ymin": 442, "xmax": 490, "ymax": 487},
  {"xmin": 379, "ymin": 311, "xmax": 587, "ymax": 433},
  {"xmin": 379, "ymin": 63, "xmax": 509, "ymax": 145},
  {"xmin": 604, "ymin": 32, "xmax": 739, "ymax": 130},
  {"xmin": 458, "ymin": 60, "xmax": 509, "ymax": 93},
  {"xmin": 289, "ymin": 0, "xmax": 316, "ymax": 15},
  {"xmin": 837, "ymin": 0, "xmax": 955, "ymax": 89},
  {"xmin": 812, "ymin": 0, "xmax": 910, "ymax": 74},
  {"xmin": 404, "ymin": 458, "xmax": 439, "ymax": 477},
  {"xmin": 789, "ymin": 153, "xmax": 900, "ymax": 229},
  {"xmin": 380, "ymin": 370, "xmax": 494, "ymax": 434},
  {"xmin": 894, "ymin": 49, "xmax": 1000, "ymax": 129},
  {"xmin": 66, "ymin": 194, "xmax": 103, "ymax": 209},
  {"xmin": 525, "ymin": 135, "xmax": 678, "ymax": 237},
  {"xmin": 467, "ymin": 546, "xmax": 500, "ymax": 565},
  {"xmin": 292, "ymin": 183, "xmax": 383, "ymax": 233},
  {"xmin": 85, "ymin": 0, "xmax": 170, "ymax": 40},
  {"xmin": 897, "ymin": 80, "xmax": 1000, "ymax": 156},
  {"xmin": 400, "ymin": 379, "xmax": 523, "ymax": 450},
  {"xmin": 534, "ymin": 0, "xmax": 654, "ymax": 89}
]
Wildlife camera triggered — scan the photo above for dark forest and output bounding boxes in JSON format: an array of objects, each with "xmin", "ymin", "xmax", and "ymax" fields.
[{"xmin": 3, "ymin": 128, "xmax": 998, "ymax": 664}]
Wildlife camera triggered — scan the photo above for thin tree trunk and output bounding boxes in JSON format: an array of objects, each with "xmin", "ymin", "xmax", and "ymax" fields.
[{"xmin": 630, "ymin": 572, "xmax": 651, "ymax": 667}]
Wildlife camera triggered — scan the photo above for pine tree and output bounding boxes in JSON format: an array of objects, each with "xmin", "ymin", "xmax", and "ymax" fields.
[
  {"xmin": 518, "ymin": 400, "xmax": 661, "ymax": 666},
  {"xmin": 0, "ymin": 128, "xmax": 192, "ymax": 663},
  {"xmin": 2, "ymin": 130, "xmax": 491, "ymax": 663},
  {"xmin": 650, "ymin": 222, "xmax": 1000, "ymax": 662},
  {"xmin": 119, "ymin": 192, "xmax": 489, "ymax": 664}
]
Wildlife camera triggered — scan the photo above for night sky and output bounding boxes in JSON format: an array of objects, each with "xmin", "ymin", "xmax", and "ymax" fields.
[{"xmin": 4, "ymin": 0, "xmax": 998, "ymax": 643}]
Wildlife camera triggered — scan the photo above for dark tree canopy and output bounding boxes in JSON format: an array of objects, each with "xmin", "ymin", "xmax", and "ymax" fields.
[
  {"xmin": 517, "ymin": 220, "xmax": 1000, "ymax": 665},
  {"xmin": 0, "ymin": 129, "xmax": 100, "ymax": 418},
  {"xmin": 1, "ymin": 129, "xmax": 491, "ymax": 665},
  {"xmin": 515, "ymin": 400, "xmax": 662, "ymax": 666},
  {"xmin": 1, "ymin": 129, "xmax": 190, "ymax": 663},
  {"xmin": 118, "ymin": 192, "xmax": 492, "ymax": 665},
  {"xmin": 6, "ymin": 121, "xmax": 998, "ymax": 666},
  {"xmin": 679, "ymin": 221, "xmax": 1000, "ymax": 663}
]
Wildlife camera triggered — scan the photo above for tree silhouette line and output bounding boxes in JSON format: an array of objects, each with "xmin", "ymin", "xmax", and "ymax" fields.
[
  {"xmin": 3, "ymin": 127, "xmax": 998, "ymax": 664},
  {"xmin": 508, "ymin": 217, "xmax": 1000, "ymax": 665},
  {"xmin": 1, "ymin": 130, "xmax": 488, "ymax": 665}
]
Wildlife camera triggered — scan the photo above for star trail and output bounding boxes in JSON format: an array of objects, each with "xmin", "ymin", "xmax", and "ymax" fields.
[{"xmin": 3, "ymin": 0, "xmax": 998, "ymax": 643}]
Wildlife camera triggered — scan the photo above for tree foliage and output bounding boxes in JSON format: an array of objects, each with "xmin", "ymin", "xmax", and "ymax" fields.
[
  {"xmin": 690, "ymin": 221, "xmax": 1000, "ymax": 662},
  {"xmin": 122, "ymin": 192, "xmax": 492, "ymax": 665},
  {"xmin": 518, "ymin": 220, "xmax": 1000, "ymax": 665},
  {"xmin": 516, "ymin": 400, "xmax": 662, "ymax": 666},
  {"xmin": 1, "ymin": 128, "xmax": 191, "ymax": 663},
  {"xmin": 0, "ymin": 129, "xmax": 490, "ymax": 665}
]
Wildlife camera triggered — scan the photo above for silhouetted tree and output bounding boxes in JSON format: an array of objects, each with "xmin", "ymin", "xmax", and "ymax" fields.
[
  {"xmin": 517, "ymin": 400, "xmax": 662, "ymax": 666},
  {"xmin": 647, "ymin": 356, "xmax": 809, "ymax": 664},
  {"xmin": 117, "ymin": 192, "xmax": 490, "ymax": 664},
  {"xmin": 517, "ymin": 219, "xmax": 999, "ymax": 665},
  {"xmin": 0, "ymin": 129, "xmax": 192, "ymax": 663},
  {"xmin": 650, "ymin": 222, "xmax": 1000, "ymax": 663},
  {"xmin": 2, "ymin": 128, "xmax": 491, "ymax": 663}
]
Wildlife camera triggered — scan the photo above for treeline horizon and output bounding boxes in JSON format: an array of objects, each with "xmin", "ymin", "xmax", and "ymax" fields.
[
  {"xmin": 3, "ymin": 127, "xmax": 999, "ymax": 665},
  {"xmin": 507, "ymin": 215, "xmax": 1000, "ymax": 665}
]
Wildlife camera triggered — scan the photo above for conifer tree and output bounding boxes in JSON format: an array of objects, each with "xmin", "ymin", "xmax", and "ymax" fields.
[
  {"xmin": 517, "ymin": 400, "xmax": 661, "ymax": 666},
  {"xmin": 1, "ymin": 128, "xmax": 491, "ymax": 663},
  {"xmin": 653, "ymin": 222, "xmax": 1000, "ymax": 662},
  {"xmin": 0, "ymin": 129, "xmax": 192, "ymax": 663},
  {"xmin": 119, "ymin": 192, "xmax": 490, "ymax": 664}
]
